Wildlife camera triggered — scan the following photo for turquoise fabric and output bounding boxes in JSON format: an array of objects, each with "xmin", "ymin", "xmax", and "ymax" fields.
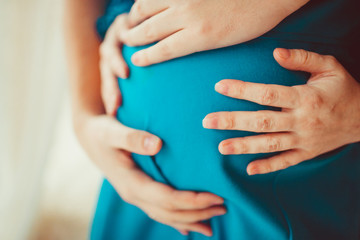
[{"xmin": 91, "ymin": 1, "xmax": 360, "ymax": 239}]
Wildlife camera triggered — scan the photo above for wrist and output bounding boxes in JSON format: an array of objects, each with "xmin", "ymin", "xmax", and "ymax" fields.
[
  {"xmin": 277, "ymin": 0, "xmax": 310, "ymax": 16},
  {"xmin": 346, "ymin": 80, "xmax": 360, "ymax": 144},
  {"xmin": 353, "ymin": 85, "xmax": 360, "ymax": 143}
]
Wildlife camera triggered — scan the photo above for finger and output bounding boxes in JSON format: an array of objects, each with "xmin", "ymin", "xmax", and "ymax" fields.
[
  {"xmin": 144, "ymin": 204, "xmax": 226, "ymax": 224},
  {"xmin": 100, "ymin": 66, "xmax": 122, "ymax": 116},
  {"xmin": 108, "ymin": 49, "xmax": 129, "ymax": 79},
  {"xmin": 273, "ymin": 48, "xmax": 339, "ymax": 74},
  {"xmin": 99, "ymin": 117, "xmax": 162, "ymax": 155},
  {"xmin": 218, "ymin": 133, "xmax": 297, "ymax": 155},
  {"xmin": 122, "ymin": 9, "xmax": 181, "ymax": 47},
  {"xmin": 128, "ymin": 0, "xmax": 168, "ymax": 27},
  {"xmin": 102, "ymin": 18, "xmax": 129, "ymax": 79},
  {"xmin": 131, "ymin": 29, "xmax": 198, "ymax": 66},
  {"xmin": 172, "ymin": 222, "xmax": 213, "ymax": 237},
  {"xmin": 247, "ymin": 149, "xmax": 308, "ymax": 175},
  {"xmin": 176, "ymin": 229, "xmax": 189, "ymax": 236},
  {"xmin": 215, "ymin": 79, "xmax": 300, "ymax": 108},
  {"xmin": 203, "ymin": 111, "xmax": 294, "ymax": 132},
  {"xmin": 137, "ymin": 181, "xmax": 224, "ymax": 210}
]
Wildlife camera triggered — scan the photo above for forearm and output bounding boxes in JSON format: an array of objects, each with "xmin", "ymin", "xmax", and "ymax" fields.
[
  {"xmin": 64, "ymin": 0, "xmax": 106, "ymax": 130},
  {"xmin": 240, "ymin": 0, "xmax": 310, "ymax": 41}
]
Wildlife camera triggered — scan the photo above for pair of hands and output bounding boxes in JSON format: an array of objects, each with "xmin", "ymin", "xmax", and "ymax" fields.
[
  {"xmin": 79, "ymin": 0, "xmax": 360, "ymax": 236},
  {"xmin": 100, "ymin": 0, "xmax": 308, "ymax": 113}
]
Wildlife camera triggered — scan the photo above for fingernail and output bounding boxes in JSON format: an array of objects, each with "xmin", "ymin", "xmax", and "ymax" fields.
[
  {"xmin": 202, "ymin": 116, "xmax": 218, "ymax": 129},
  {"xmin": 276, "ymin": 48, "xmax": 291, "ymax": 59},
  {"xmin": 247, "ymin": 165, "xmax": 258, "ymax": 176},
  {"xmin": 215, "ymin": 82, "xmax": 228, "ymax": 94},
  {"xmin": 219, "ymin": 141, "xmax": 234, "ymax": 155},
  {"xmin": 131, "ymin": 53, "xmax": 141, "ymax": 65},
  {"xmin": 214, "ymin": 208, "xmax": 227, "ymax": 216},
  {"xmin": 144, "ymin": 136, "xmax": 159, "ymax": 150},
  {"xmin": 179, "ymin": 230, "xmax": 188, "ymax": 236},
  {"xmin": 204, "ymin": 230, "xmax": 213, "ymax": 237},
  {"xmin": 212, "ymin": 198, "xmax": 224, "ymax": 205}
]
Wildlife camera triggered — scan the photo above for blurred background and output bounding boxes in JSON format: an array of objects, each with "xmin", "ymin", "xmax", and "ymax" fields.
[{"xmin": 0, "ymin": 0, "xmax": 102, "ymax": 239}]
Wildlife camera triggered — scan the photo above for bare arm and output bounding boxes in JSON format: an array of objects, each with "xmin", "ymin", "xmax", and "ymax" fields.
[{"xmin": 64, "ymin": 0, "xmax": 105, "ymax": 125}]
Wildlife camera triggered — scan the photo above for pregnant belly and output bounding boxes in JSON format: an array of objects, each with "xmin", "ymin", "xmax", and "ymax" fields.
[
  {"xmin": 117, "ymin": 38, "xmax": 360, "ymax": 238},
  {"xmin": 118, "ymin": 38, "xmax": 309, "ymax": 191}
]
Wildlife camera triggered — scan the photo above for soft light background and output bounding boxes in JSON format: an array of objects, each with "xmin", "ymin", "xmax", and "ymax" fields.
[{"xmin": 0, "ymin": 0, "xmax": 102, "ymax": 239}]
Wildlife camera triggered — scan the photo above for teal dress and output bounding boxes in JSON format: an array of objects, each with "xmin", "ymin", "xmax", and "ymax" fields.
[{"xmin": 92, "ymin": 1, "xmax": 360, "ymax": 239}]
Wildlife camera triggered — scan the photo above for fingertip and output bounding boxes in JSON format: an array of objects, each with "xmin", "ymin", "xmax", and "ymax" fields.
[
  {"xmin": 123, "ymin": 66, "xmax": 130, "ymax": 79},
  {"xmin": 179, "ymin": 230, "xmax": 188, "ymax": 236},
  {"xmin": 274, "ymin": 48, "xmax": 291, "ymax": 62},
  {"xmin": 131, "ymin": 51, "xmax": 150, "ymax": 67},
  {"xmin": 131, "ymin": 52, "xmax": 142, "ymax": 66},
  {"xmin": 218, "ymin": 140, "xmax": 233, "ymax": 155},
  {"xmin": 246, "ymin": 163, "xmax": 258, "ymax": 176},
  {"xmin": 202, "ymin": 117, "xmax": 214, "ymax": 129},
  {"xmin": 204, "ymin": 227, "xmax": 213, "ymax": 237},
  {"xmin": 215, "ymin": 81, "xmax": 229, "ymax": 95},
  {"xmin": 144, "ymin": 135, "xmax": 162, "ymax": 155},
  {"xmin": 199, "ymin": 192, "xmax": 224, "ymax": 205}
]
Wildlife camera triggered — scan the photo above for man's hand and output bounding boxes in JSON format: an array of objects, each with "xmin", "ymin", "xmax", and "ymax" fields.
[
  {"xmin": 119, "ymin": 0, "xmax": 309, "ymax": 66},
  {"xmin": 203, "ymin": 48, "xmax": 360, "ymax": 175}
]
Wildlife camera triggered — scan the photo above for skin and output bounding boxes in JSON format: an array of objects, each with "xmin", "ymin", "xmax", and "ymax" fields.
[
  {"xmin": 100, "ymin": 0, "xmax": 309, "ymax": 115},
  {"xmin": 64, "ymin": 0, "xmax": 226, "ymax": 236},
  {"xmin": 123, "ymin": 0, "xmax": 309, "ymax": 66},
  {"xmin": 203, "ymin": 48, "xmax": 360, "ymax": 175},
  {"xmin": 100, "ymin": 1, "xmax": 360, "ymax": 176},
  {"xmin": 77, "ymin": 0, "xmax": 360, "ymax": 236}
]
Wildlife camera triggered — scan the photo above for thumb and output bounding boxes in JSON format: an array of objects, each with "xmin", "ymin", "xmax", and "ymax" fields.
[
  {"xmin": 274, "ymin": 48, "xmax": 332, "ymax": 74},
  {"xmin": 102, "ymin": 117, "xmax": 162, "ymax": 156}
]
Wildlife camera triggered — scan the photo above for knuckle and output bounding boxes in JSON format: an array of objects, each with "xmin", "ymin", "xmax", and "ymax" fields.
[
  {"xmin": 98, "ymin": 122, "xmax": 112, "ymax": 142},
  {"xmin": 180, "ymin": 1, "xmax": 196, "ymax": 13},
  {"xmin": 236, "ymin": 140, "xmax": 248, "ymax": 154},
  {"xmin": 158, "ymin": 43, "xmax": 172, "ymax": 58},
  {"xmin": 164, "ymin": 200, "xmax": 176, "ymax": 211},
  {"xmin": 235, "ymin": 82, "xmax": 246, "ymax": 97},
  {"xmin": 305, "ymin": 116, "xmax": 323, "ymax": 130},
  {"xmin": 306, "ymin": 93, "xmax": 324, "ymax": 110},
  {"xmin": 255, "ymin": 114, "xmax": 273, "ymax": 132},
  {"xmin": 325, "ymin": 55, "xmax": 338, "ymax": 67},
  {"xmin": 298, "ymin": 49, "xmax": 310, "ymax": 66},
  {"xmin": 266, "ymin": 136, "xmax": 281, "ymax": 152},
  {"xmin": 114, "ymin": 14, "xmax": 126, "ymax": 25},
  {"xmin": 120, "ymin": 187, "xmax": 135, "ymax": 204},
  {"xmin": 261, "ymin": 87, "xmax": 278, "ymax": 105},
  {"xmin": 197, "ymin": 21, "xmax": 213, "ymax": 35},
  {"xmin": 143, "ymin": 24, "xmax": 155, "ymax": 40},
  {"xmin": 124, "ymin": 130, "xmax": 142, "ymax": 149},
  {"xmin": 224, "ymin": 112, "xmax": 235, "ymax": 129},
  {"xmin": 135, "ymin": 2, "xmax": 144, "ymax": 17},
  {"xmin": 263, "ymin": 162, "xmax": 273, "ymax": 173}
]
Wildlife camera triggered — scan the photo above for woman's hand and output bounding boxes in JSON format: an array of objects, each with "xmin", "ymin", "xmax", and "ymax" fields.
[
  {"xmin": 75, "ymin": 114, "xmax": 226, "ymax": 236},
  {"xmin": 203, "ymin": 48, "xmax": 360, "ymax": 175},
  {"xmin": 119, "ymin": 0, "xmax": 309, "ymax": 66},
  {"xmin": 99, "ymin": 14, "xmax": 130, "ymax": 116}
]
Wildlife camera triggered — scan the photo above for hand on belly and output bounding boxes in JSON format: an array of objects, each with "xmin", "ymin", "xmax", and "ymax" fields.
[{"xmin": 203, "ymin": 48, "xmax": 360, "ymax": 175}]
